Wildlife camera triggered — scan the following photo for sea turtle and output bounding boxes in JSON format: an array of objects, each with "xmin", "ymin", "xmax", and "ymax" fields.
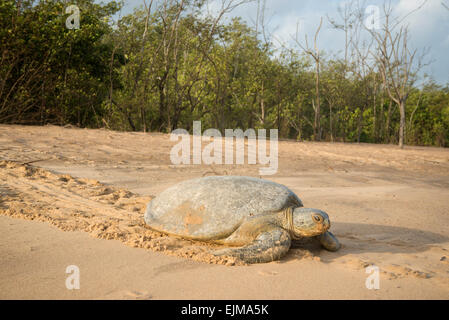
[{"xmin": 144, "ymin": 176, "xmax": 341, "ymax": 263}]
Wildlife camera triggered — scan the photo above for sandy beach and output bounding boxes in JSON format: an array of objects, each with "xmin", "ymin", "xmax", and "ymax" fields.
[{"xmin": 1, "ymin": 124, "xmax": 448, "ymax": 299}]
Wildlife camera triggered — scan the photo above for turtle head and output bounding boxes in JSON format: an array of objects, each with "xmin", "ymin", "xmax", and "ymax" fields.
[{"xmin": 291, "ymin": 207, "xmax": 330, "ymax": 238}]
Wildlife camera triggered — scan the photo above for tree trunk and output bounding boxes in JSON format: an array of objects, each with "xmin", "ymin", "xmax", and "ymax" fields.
[
  {"xmin": 329, "ymin": 101, "xmax": 334, "ymax": 142},
  {"xmin": 314, "ymin": 60, "xmax": 321, "ymax": 141},
  {"xmin": 277, "ymin": 79, "xmax": 281, "ymax": 131},
  {"xmin": 398, "ymin": 100, "xmax": 406, "ymax": 148},
  {"xmin": 379, "ymin": 93, "xmax": 384, "ymax": 142},
  {"xmin": 260, "ymin": 82, "xmax": 265, "ymax": 125},
  {"xmin": 373, "ymin": 90, "xmax": 377, "ymax": 142},
  {"xmin": 166, "ymin": 90, "xmax": 171, "ymax": 133},
  {"xmin": 140, "ymin": 106, "xmax": 146, "ymax": 132},
  {"xmin": 356, "ymin": 109, "xmax": 363, "ymax": 143},
  {"xmin": 385, "ymin": 99, "xmax": 392, "ymax": 143}
]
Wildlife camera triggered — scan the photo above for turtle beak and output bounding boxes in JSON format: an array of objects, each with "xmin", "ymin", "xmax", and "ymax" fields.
[
  {"xmin": 319, "ymin": 218, "xmax": 330, "ymax": 233},
  {"xmin": 324, "ymin": 218, "xmax": 330, "ymax": 231}
]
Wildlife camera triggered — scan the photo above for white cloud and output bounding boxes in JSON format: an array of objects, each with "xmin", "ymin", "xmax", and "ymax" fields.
[{"xmin": 392, "ymin": 0, "xmax": 449, "ymax": 82}]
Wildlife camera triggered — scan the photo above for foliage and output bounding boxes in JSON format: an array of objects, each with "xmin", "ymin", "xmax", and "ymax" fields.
[{"xmin": 1, "ymin": 0, "xmax": 448, "ymax": 147}]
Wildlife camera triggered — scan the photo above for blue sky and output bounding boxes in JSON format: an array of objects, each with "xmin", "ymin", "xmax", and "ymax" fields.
[{"xmin": 118, "ymin": 0, "xmax": 448, "ymax": 85}]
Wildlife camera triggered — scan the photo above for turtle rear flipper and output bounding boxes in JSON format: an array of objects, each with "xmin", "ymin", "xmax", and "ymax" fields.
[{"xmin": 213, "ymin": 228, "xmax": 291, "ymax": 263}]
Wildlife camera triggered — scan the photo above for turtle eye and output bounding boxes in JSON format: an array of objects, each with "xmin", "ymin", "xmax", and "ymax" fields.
[{"xmin": 313, "ymin": 215, "xmax": 323, "ymax": 223}]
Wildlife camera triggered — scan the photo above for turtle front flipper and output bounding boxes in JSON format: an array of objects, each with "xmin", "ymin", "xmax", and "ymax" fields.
[
  {"xmin": 213, "ymin": 228, "xmax": 291, "ymax": 264},
  {"xmin": 316, "ymin": 231, "xmax": 341, "ymax": 251}
]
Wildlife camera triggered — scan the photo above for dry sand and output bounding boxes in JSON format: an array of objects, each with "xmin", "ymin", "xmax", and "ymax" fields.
[{"xmin": 0, "ymin": 124, "xmax": 448, "ymax": 299}]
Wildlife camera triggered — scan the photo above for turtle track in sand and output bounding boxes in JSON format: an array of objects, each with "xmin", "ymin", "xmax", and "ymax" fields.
[{"xmin": 0, "ymin": 161, "xmax": 243, "ymax": 266}]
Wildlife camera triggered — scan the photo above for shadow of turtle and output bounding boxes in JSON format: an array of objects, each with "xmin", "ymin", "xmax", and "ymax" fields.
[{"xmin": 282, "ymin": 222, "xmax": 449, "ymax": 263}]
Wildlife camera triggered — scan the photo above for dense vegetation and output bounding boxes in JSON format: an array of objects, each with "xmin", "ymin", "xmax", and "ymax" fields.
[{"xmin": 1, "ymin": 0, "xmax": 448, "ymax": 147}]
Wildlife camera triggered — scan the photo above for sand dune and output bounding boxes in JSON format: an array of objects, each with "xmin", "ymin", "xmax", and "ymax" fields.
[{"xmin": 0, "ymin": 124, "xmax": 448, "ymax": 299}]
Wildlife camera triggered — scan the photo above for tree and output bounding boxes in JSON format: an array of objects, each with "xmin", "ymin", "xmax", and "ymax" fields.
[
  {"xmin": 0, "ymin": 0, "xmax": 122, "ymax": 126},
  {"xmin": 365, "ymin": 2, "xmax": 428, "ymax": 148},
  {"xmin": 294, "ymin": 17, "xmax": 323, "ymax": 141}
]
